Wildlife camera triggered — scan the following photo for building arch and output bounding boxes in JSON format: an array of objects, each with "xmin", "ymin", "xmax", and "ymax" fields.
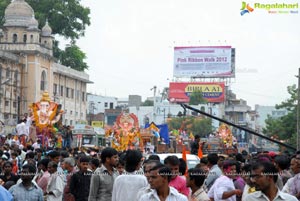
[
  {"xmin": 40, "ymin": 70, "xmax": 47, "ymax": 91},
  {"xmin": 13, "ymin": 34, "xmax": 18, "ymax": 43},
  {"xmin": 23, "ymin": 34, "xmax": 27, "ymax": 43}
]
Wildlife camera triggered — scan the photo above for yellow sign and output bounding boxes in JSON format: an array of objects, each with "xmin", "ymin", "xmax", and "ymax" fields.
[
  {"xmin": 92, "ymin": 121, "xmax": 104, "ymax": 128},
  {"xmin": 185, "ymin": 84, "xmax": 223, "ymax": 93}
]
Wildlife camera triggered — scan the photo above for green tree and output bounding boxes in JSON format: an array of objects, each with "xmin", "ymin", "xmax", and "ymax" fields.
[
  {"xmin": 27, "ymin": 0, "xmax": 90, "ymax": 41},
  {"xmin": 0, "ymin": 0, "xmax": 90, "ymax": 71},
  {"xmin": 60, "ymin": 44, "xmax": 88, "ymax": 71},
  {"xmin": 189, "ymin": 90, "xmax": 207, "ymax": 105},
  {"xmin": 141, "ymin": 100, "xmax": 154, "ymax": 106},
  {"xmin": 192, "ymin": 118, "xmax": 212, "ymax": 137},
  {"xmin": 0, "ymin": 0, "xmax": 10, "ymax": 25},
  {"xmin": 168, "ymin": 116, "xmax": 212, "ymax": 138},
  {"xmin": 263, "ymin": 84, "xmax": 297, "ymax": 147}
]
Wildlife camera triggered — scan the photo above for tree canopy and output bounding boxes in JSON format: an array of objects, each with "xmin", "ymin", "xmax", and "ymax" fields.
[
  {"xmin": 263, "ymin": 84, "xmax": 297, "ymax": 148},
  {"xmin": 141, "ymin": 100, "xmax": 154, "ymax": 106},
  {"xmin": 168, "ymin": 116, "xmax": 212, "ymax": 137},
  {"xmin": 0, "ymin": 0, "xmax": 90, "ymax": 71},
  {"xmin": 189, "ymin": 90, "xmax": 207, "ymax": 105}
]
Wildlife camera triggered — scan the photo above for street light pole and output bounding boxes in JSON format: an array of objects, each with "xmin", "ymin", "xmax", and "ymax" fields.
[{"xmin": 151, "ymin": 86, "xmax": 157, "ymax": 122}]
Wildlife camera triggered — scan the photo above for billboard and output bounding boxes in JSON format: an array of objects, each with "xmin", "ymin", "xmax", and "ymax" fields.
[
  {"xmin": 173, "ymin": 46, "xmax": 235, "ymax": 78},
  {"xmin": 92, "ymin": 121, "xmax": 104, "ymax": 128},
  {"xmin": 168, "ymin": 82, "xmax": 225, "ymax": 103}
]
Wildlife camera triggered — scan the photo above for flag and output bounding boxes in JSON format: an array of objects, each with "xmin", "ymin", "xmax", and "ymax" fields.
[
  {"xmin": 182, "ymin": 145, "xmax": 188, "ymax": 176},
  {"xmin": 182, "ymin": 145, "xmax": 187, "ymax": 162},
  {"xmin": 145, "ymin": 122, "xmax": 170, "ymax": 144},
  {"xmin": 198, "ymin": 143, "xmax": 203, "ymax": 159},
  {"xmin": 157, "ymin": 124, "xmax": 170, "ymax": 144}
]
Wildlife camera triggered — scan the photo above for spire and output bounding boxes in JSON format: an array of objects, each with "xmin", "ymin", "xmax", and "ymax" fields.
[{"xmin": 41, "ymin": 19, "xmax": 52, "ymax": 36}]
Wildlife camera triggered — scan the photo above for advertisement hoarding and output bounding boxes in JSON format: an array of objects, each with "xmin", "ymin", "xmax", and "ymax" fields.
[
  {"xmin": 91, "ymin": 121, "xmax": 104, "ymax": 128},
  {"xmin": 173, "ymin": 46, "xmax": 235, "ymax": 78},
  {"xmin": 168, "ymin": 82, "xmax": 225, "ymax": 103}
]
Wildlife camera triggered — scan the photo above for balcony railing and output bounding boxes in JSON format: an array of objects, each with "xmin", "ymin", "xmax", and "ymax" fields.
[{"xmin": 0, "ymin": 43, "xmax": 52, "ymax": 56}]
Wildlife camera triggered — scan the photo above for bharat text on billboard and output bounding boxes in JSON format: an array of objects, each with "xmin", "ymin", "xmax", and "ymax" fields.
[
  {"xmin": 173, "ymin": 46, "xmax": 235, "ymax": 78},
  {"xmin": 168, "ymin": 82, "xmax": 225, "ymax": 103}
]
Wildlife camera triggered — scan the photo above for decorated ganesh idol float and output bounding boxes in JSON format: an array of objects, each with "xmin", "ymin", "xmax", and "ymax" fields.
[
  {"xmin": 217, "ymin": 123, "xmax": 238, "ymax": 154},
  {"xmin": 29, "ymin": 92, "xmax": 64, "ymax": 147},
  {"xmin": 105, "ymin": 113, "xmax": 143, "ymax": 151}
]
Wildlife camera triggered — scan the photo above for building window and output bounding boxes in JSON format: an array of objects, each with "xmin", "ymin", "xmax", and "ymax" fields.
[
  {"xmin": 4, "ymin": 113, "xmax": 9, "ymax": 119},
  {"xmin": 110, "ymin": 102, "xmax": 113, "ymax": 109},
  {"xmin": 76, "ymin": 90, "xmax": 80, "ymax": 100},
  {"xmin": 23, "ymin": 34, "xmax": 27, "ymax": 43},
  {"xmin": 70, "ymin": 110, "xmax": 73, "ymax": 115},
  {"xmin": 66, "ymin": 87, "xmax": 70, "ymax": 98},
  {"xmin": 53, "ymin": 84, "xmax": 58, "ymax": 95},
  {"xmin": 5, "ymin": 101, "xmax": 9, "ymax": 107},
  {"xmin": 13, "ymin": 34, "xmax": 17, "ymax": 43},
  {"xmin": 6, "ymin": 68, "xmax": 10, "ymax": 78},
  {"xmin": 65, "ymin": 119, "xmax": 68, "ymax": 125},
  {"xmin": 30, "ymin": 35, "xmax": 34, "ymax": 43},
  {"xmin": 82, "ymin": 92, "xmax": 85, "ymax": 102},
  {"xmin": 13, "ymin": 102, "xmax": 17, "ymax": 108},
  {"xmin": 71, "ymin": 89, "xmax": 74, "ymax": 99},
  {"xmin": 60, "ymin": 85, "xmax": 64, "ymax": 96},
  {"xmin": 70, "ymin": 120, "xmax": 73, "ymax": 125},
  {"xmin": 105, "ymin": 102, "xmax": 108, "ymax": 107},
  {"xmin": 14, "ymin": 71, "xmax": 18, "ymax": 83},
  {"xmin": 81, "ymin": 113, "xmax": 83, "ymax": 117},
  {"xmin": 40, "ymin": 71, "xmax": 47, "ymax": 91},
  {"xmin": 238, "ymin": 112, "xmax": 244, "ymax": 122},
  {"xmin": 76, "ymin": 112, "xmax": 78, "ymax": 116}
]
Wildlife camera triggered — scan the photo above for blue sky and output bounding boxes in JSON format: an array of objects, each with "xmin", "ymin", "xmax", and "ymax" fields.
[{"xmin": 76, "ymin": 0, "xmax": 300, "ymax": 108}]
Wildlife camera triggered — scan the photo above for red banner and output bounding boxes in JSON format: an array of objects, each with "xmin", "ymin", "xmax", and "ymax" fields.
[{"xmin": 168, "ymin": 82, "xmax": 225, "ymax": 103}]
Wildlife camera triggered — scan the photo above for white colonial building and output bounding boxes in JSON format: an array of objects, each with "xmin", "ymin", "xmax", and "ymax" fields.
[{"xmin": 0, "ymin": 0, "xmax": 92, "ymax": 130}]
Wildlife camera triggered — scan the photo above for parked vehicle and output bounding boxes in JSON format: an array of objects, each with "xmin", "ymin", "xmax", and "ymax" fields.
[{"xmin": 148, "ymin": 153, "xmax": 200, "ymax": 169}]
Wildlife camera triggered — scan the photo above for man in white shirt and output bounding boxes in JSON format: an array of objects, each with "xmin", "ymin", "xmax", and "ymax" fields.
[
  {"xmin": 244, "ymin": 161, "xmax": 297, "ymax": 201},
  {"xmin": 112, "ymin": 150, "xmax": 148, "ymax": 201},
  {"xmin": 139, "ymin": 163, "xmax": 187, "ymax": 201},
  {"xmin": 208, "ymin": 160, "xmax": 242, "ymax": 201},
  {"xmin": 282, "ymin": 156, "xmax": 300, "ymax": 199},
  {"xmin": 45, "ymin": 161, "xmax": 65, "ymax": 201},
  {"xmin": 136, "ymin": 159, "xmax": 162, "ymax": 200},
  {"xmin": 16, "ymin": 119, "xmax": 28, "ymax": 146}
]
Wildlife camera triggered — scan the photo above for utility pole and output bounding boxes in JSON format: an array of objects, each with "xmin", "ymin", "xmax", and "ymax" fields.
[
  {"xmin": 297, "ymin": 68, "xmax": 300, "ymax": 150},
  {"xmin": 151, "ymin": 86, "xmax": 157, "ymax": 122}
]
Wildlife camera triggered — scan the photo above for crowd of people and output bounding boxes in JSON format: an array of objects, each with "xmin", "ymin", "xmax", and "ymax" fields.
[
  {"xmin": 0, "ymin": 126, "xmax": 300, "ymax": 200},
  {"xmin": 0, "ymin": 141, "xmax": 299, "ymax": 201}
]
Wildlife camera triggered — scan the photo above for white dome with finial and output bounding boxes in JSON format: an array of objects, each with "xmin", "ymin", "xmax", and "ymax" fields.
[
  {"xmin": 41, "ymin": 20, "xmax": 52, "ymax": 36},
  {"xmin": 4, "ymin": 0, "xmax": 35, "ymax": 27}
]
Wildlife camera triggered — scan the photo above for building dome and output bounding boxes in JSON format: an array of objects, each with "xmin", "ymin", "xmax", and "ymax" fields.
[
  {"xmin": 4, "ymin": 0, "xmax": 35, "ymax": 27},
  {"xmin": 41, "ymin": 20, "xmax": 52, "ymax": 36},
  {"xmin": 28, "ymin": 15, "xmax": 39, "ymax": 29}
]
